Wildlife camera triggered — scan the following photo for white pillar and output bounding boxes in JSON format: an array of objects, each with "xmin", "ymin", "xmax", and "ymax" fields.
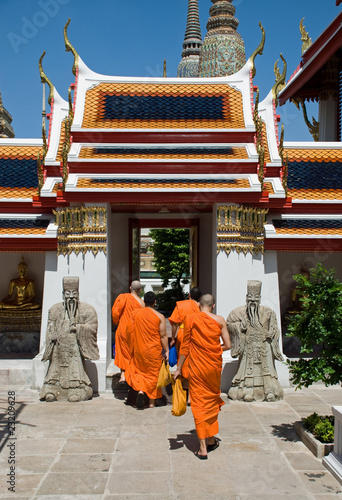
[
  {"xmin": 319, "ymin": 95, "xmax": 338, "ymax": 141},
  {"xmin": 32, "ymin": 204, "xmax": 111, "ymax": 393},
  {"xmin": 214, "ymin": 203, "xmax": 290, "ymax": 390}
]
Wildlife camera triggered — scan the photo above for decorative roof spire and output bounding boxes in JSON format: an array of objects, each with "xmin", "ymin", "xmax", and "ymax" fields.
[
  {"xmin": 0, "ymin": 91, "xmax": 15, "ymax": 138},
  {"xmin": 198, "ymin": 0, "xmax": 246, "ymax": 77},
  {"xmin": 177, "ymin": 0, "xmax": 203, "ymax": 78}
]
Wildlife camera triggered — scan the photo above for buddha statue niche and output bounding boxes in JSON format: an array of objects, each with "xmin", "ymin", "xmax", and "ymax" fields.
[{"xmin": 0, "ymin": 257, "xmax": 40, "ymax": 310}]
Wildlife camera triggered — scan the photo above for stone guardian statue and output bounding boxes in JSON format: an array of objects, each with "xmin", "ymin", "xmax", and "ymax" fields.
[
  {"xmin": 227, "ymin": 280, "xmax": 284, "ymax": 402},
  {"xmin": 40, "ymin": 277, "xmax": 99, "ymax": 402}
]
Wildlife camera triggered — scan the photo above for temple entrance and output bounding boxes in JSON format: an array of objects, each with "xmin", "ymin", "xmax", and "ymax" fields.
[{"xmin": 129, "ymin": 218, "xmax": 199, "ymax": 310}]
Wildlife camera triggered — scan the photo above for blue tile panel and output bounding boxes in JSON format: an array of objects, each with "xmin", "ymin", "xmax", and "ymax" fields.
[
  {"xmin": 273, "ymin": 219, "xmax": 342, "ymax": 230},
  {"xmin": 94, "ymin": 147, "xmax": 234, "ymax": 156},
  {"xmin": 0, "ymin": 219, "xmax": 50, "ymax": 230},
  {"xmin": 288, "ymin": 161, "xmax": 342, "ymax": 190},
  {"xmin": 103, "ymin": 95, "xmax": 224, "ymax": 121},
  {"xmin": 0, "ymin": 159, "xmax": 38, "ymax": 188},
  {"xmin": 90, "ymin": 178, "xmax": 238, "ymax": 185}
]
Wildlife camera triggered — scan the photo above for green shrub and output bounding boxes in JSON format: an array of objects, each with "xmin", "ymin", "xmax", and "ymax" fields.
[
  {"xmin": 287, "ymin": 263, "xmax": 342, "ymax": 388},
  {"xmin": 303, "ymin": 412, "xmax": 334, "ymax": 443}
]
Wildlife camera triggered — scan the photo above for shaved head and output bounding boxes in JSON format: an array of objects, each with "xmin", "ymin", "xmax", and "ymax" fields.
[
  {"xmin": 131, "ymin": 280, "xmax": 143, "ymax": 291},
  {"xmin": 200, "ymin": 294, "xmax": 215, "ymax": 308}
]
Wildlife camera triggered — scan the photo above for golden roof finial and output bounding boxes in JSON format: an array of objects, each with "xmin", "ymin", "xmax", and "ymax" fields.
[
  {"xmin": 300, "ymin": 18, "xmax": 312, "ymax": 55},
  {"xmin": 38, "ymin": 52, "xmax": 54, "ymax": 106},
  {"xmin": 64, "ymin": 18, "xmax": 79, "ymax": 76},
  {"xmin": 163, "ymin": 59, "xmax": 167, "ymax": 78},
  {"xmin": 250, "ymin": 22, "xmax": 266, "ymax": 79},
  {"xmin": 272, "ymin": 54, "xmax": 287, "ymax": 107}
]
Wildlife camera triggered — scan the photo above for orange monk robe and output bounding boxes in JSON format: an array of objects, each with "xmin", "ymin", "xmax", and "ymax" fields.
[
  {"xmin": 112, "ymin": 293, "xmax": 143, "ymax": 371},
  {"xmin": 168, "ymin": 299, "xmax": 199, "ymax": 352},
  {"xmin": 125, "ymin": 308, "xmax": 163, "ymax": 400},
  {"xmin": 180, "ymin": 312, "xmax": 224, "ymax": 439}
]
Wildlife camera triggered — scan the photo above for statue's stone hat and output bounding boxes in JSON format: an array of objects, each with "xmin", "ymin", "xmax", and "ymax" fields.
[
  {"xmin": 247, "ymin": 280, "xmax": 262, "ymax": 295},
  {"xmin": 63, "ymin": 276, "xmax": 79, "ymax": 291}
]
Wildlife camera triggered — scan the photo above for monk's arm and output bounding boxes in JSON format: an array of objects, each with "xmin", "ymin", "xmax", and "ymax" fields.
[
  {"xmin": 220, "ymin": 317, "xmax": 231, "ymax": 351},
  {"xmin": 170, "ymin": 323, "xmax": 179, "ymax": 346},
  {"xmin": 173, "ymin": 317, "xmax": 191, "ymax": 380},
  {"xmin": 159, "ymin": 315, "xmax": 169, "ymax": 361}
]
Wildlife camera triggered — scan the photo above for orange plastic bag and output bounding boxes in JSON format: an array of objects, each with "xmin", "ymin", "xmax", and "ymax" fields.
[
  {"xmin": 157, "ymin": 360, "xmax": 172, "ymax": 389},
  {"xmin": 171, "ymin": 377, "xmax": 187, "ymax": 417}
]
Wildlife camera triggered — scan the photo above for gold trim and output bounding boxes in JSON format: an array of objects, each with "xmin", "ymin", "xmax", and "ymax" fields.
[
  {"xmin": 54, "ymin": 206, "xmax": 107, "ymax": 256},
  {"xmin": 272, "ymin": 54, "xmax": 287, "ymax": 107},
  {"xmin": 217, "ymin": 205, "xmax": 268, "ymax": 255},
  {"xmin": 300, "ymin": 18, "xmax": 312, "ymax": 55},
  {"xmin": 291, "ymin": 97, "xmax": 319, "ymax": 141},
  {"xmin": 38, "ymin": 52, "xmax": 54, "ymax": 106},
  {"xmin": 278, "ymin": 123, "xmax": 288, "ymax": 195},
  {"xmin": 64, "ymin": 18, "xmax": 79, "ymax": 77},
  {"xmin": 250, "ymin": 22, "xmax": 266, "ymax": 79}
]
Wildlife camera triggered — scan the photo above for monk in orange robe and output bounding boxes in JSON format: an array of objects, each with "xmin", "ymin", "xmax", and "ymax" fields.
[
  {"xmin": 174, "ymin": 294, "xmax": 231, "ymax": 459},
  {"xmin": 125, "ymin": 291, "xmax": 169, "ymax": 409},
  {"xmin": 168, "ymin": 287, "xmax": 201, "ymax": 353},
  {"xmin": 112, "ymin": 280, "xmax": 144, "ymax": 384}
]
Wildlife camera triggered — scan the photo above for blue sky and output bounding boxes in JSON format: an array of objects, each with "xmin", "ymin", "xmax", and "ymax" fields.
[{"xmin": 0, "ymin": 0, "xmax": 340, "ymax": 140}]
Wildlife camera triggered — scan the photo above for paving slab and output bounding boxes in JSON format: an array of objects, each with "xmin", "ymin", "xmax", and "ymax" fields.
[{"xmin": 0, "ymin": 385, "xmax": 342, "ymax": 499}]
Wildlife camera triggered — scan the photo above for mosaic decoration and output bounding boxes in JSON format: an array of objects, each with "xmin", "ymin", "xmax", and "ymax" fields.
[
  {"xmin": 177, "ymin": 0, "xmax": 202, "ymax": 78},
  {"xmin": 198, "ymin": 0, "xmax": 246, "ymax": 78},
  {"xmin": 83, "ymin": 83, "xmax": 245, "ymax": 129},
  {"xmin": 217, "ymin": 204, "xmax": 268, "ymax": 255},
  {"xmin": 54, "ymin": 206, "xmax": 107, "ymax": 256}
]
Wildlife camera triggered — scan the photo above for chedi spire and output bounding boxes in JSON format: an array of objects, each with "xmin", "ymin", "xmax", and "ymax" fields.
[
  {"xmin": 198, "ymin": 0, "xmax": 246, "ymax": 77},
  {"xmin": 0, "ymin": 92, "xmax": 14, "ymax": 138},
  {"xmin": 177, "ymin": 0, "xmax": 203, "ymax": 78}
]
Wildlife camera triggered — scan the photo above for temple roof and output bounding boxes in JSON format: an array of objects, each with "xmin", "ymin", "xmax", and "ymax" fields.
[
  {"xmin": 0, "ymin": 140, "xmax": 42, "ymax": 200},
  {"xmin": 279, "ymin": 11, "xmax": 342, "ymax": 104}
]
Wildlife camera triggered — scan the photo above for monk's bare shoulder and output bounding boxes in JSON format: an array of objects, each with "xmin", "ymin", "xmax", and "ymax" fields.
[
  {"xmin": 205, "ymin": 311, "xmax": 225, "ymax": 328},
  {"xmin": 150, "ymin": 308, "xmax": 165, "ymax": 322}
]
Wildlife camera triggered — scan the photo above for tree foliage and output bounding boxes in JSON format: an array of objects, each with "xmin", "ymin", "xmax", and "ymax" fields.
[
  {"xmin": 149, "ymin": 228, "xmax": 190, "ymax": 311},
  {"xmin": 287, "ymin": 263, "xmax": 342, "ymax": 388}
]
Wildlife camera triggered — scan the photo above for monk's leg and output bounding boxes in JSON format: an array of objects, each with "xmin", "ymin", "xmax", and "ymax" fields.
[
  {"xmin": 196, "ymin": 437, "xmax": 207, "ymax": 457},
  {"xmin": 119, "ymin": 369, "xmax": 125, "ymax": 383},
  {"xmin": 149, "ymin": 398, "xmax": 156, "ymax": 408}
]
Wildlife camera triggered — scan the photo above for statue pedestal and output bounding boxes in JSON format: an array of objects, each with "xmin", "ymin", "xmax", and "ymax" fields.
[{"xmin": 0, "ymin": 310, "xmax": 41, "ymax": 354}]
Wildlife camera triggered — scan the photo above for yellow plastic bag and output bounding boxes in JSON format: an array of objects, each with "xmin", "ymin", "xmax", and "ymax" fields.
[
  {"xmin": 171, "ymin": 377, "xmax": 187, "ymax": 417},
  {"xmin": 157, "ymin": 360, "xmax": 172, "ymax": 389}
]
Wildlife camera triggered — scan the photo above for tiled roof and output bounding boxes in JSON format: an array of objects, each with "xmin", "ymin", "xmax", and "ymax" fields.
[
  {"xmin": 273, "ymin": 218, "xmax": 342, "ymax": 235},
  {"xmin": 82, "ymin": 83, "xmax": 245, "ymax": 129},
  {"xmin": 78, "ymin": 146, "xmax": 249, "ymax": 160},
  {"xmin": 0, "ymin": 146, "xmax": 41, "ymax": 198},
  {"xmin": 0, "ymin": 144, "xmax": 42, "ymax": 199},
  {"xmin": 76, "ymin": 178, "xmax": 250, "ymax": 190},
  {"xmin": 287, "ymin": 160, "xmax": 342, "ymax": 200},
  {"xmin": 285, "ymin": 148, "xmax": 342, "ymax": 162},
  {"xmin": 0, "ymin": 219, "xmax": 50, "ymax": 235},
  {"xmin": 56, "ymin": 118, "xmax": 67, "ymax": 163},
  {"xmin": 263, "ymin": 182, "xmax": 274, "ymax": 194}
]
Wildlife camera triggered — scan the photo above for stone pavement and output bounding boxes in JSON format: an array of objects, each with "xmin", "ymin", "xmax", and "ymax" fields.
[{"xmin": 0, "ymin": 382, "xmax": 342, "ymax": 499}]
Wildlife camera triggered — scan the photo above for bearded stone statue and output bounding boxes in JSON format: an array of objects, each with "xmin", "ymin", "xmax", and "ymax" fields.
[
  {"xmin": 40, "ymin": 277, "xmax": 99, "ymax": 402},
  {"xmin": 227, "ymin": 280, "xmax": 284, "ymax": 402}
]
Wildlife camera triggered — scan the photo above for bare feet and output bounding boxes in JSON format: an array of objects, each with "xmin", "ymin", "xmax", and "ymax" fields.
[{"xmin": 149, "ymin": 399, "xmax": 156, "ymax": 408}]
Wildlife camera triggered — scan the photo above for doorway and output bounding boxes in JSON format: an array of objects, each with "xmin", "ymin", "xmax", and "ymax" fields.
[{"xmin": 129, "ymin": 218, "xmax": 199, "ymax": 295}]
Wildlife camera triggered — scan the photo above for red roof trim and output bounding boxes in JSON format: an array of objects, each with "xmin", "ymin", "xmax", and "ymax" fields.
[
  {"xmin": 279, "ymin": 12, "xmax": 342, "ymax": 105},
  {"xmin": 265, "ymin": 237, "xmax": 342, "ymax": 252},
  {"xmin": 0, "ymin": 238, "xmax": 57, "ymax": 252}
]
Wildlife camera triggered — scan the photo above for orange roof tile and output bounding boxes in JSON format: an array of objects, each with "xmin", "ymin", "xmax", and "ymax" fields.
[
  {"xmin": 76, "ymin": 178, "xmax": 250, "ymax": 190},
  {"xmin": 82, "ymin": 83, "xmax": 245, "ymax": 129},
  {"xmin": 285, "ymin": 148, "xmax": 342, "ymax": 162},
  {"xmin": 288, "ymin": 189, "xmax": 342, "ymax": 200}
]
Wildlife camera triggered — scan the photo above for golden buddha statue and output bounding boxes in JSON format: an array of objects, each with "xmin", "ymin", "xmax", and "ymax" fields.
[{"xmin": 0, "ymin": 257, "xmax": 40, "ymax": 310}]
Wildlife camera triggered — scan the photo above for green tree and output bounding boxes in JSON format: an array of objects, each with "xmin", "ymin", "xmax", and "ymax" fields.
[
  {"xmin": 149, "ymin": 228, "xmax": 190, "ymax": 311},
  {"xmin": 287, "ymin": 262, "xmax": 342, "ymax": 388}
]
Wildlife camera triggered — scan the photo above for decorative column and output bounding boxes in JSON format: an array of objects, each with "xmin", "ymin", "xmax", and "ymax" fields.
[
  {"xmin": 32, "ymin": 204, "xmax": 111, "ymax": 393},
  {"xmin": 177, "ymin": 0, "xmax": 203, "ymax": 78},
  {"xmin": 198, "ymin": 0, "xmax": 246, "ymax": 77},
  {"xmin": 213, "ymin": 204, "xmax": 289, "ymax": 390}
]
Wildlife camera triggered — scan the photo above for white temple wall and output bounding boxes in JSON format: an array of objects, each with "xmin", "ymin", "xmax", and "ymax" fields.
[{"xmin": 277, "ymin": 251, "xmax": 342, "ymax": 316}]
